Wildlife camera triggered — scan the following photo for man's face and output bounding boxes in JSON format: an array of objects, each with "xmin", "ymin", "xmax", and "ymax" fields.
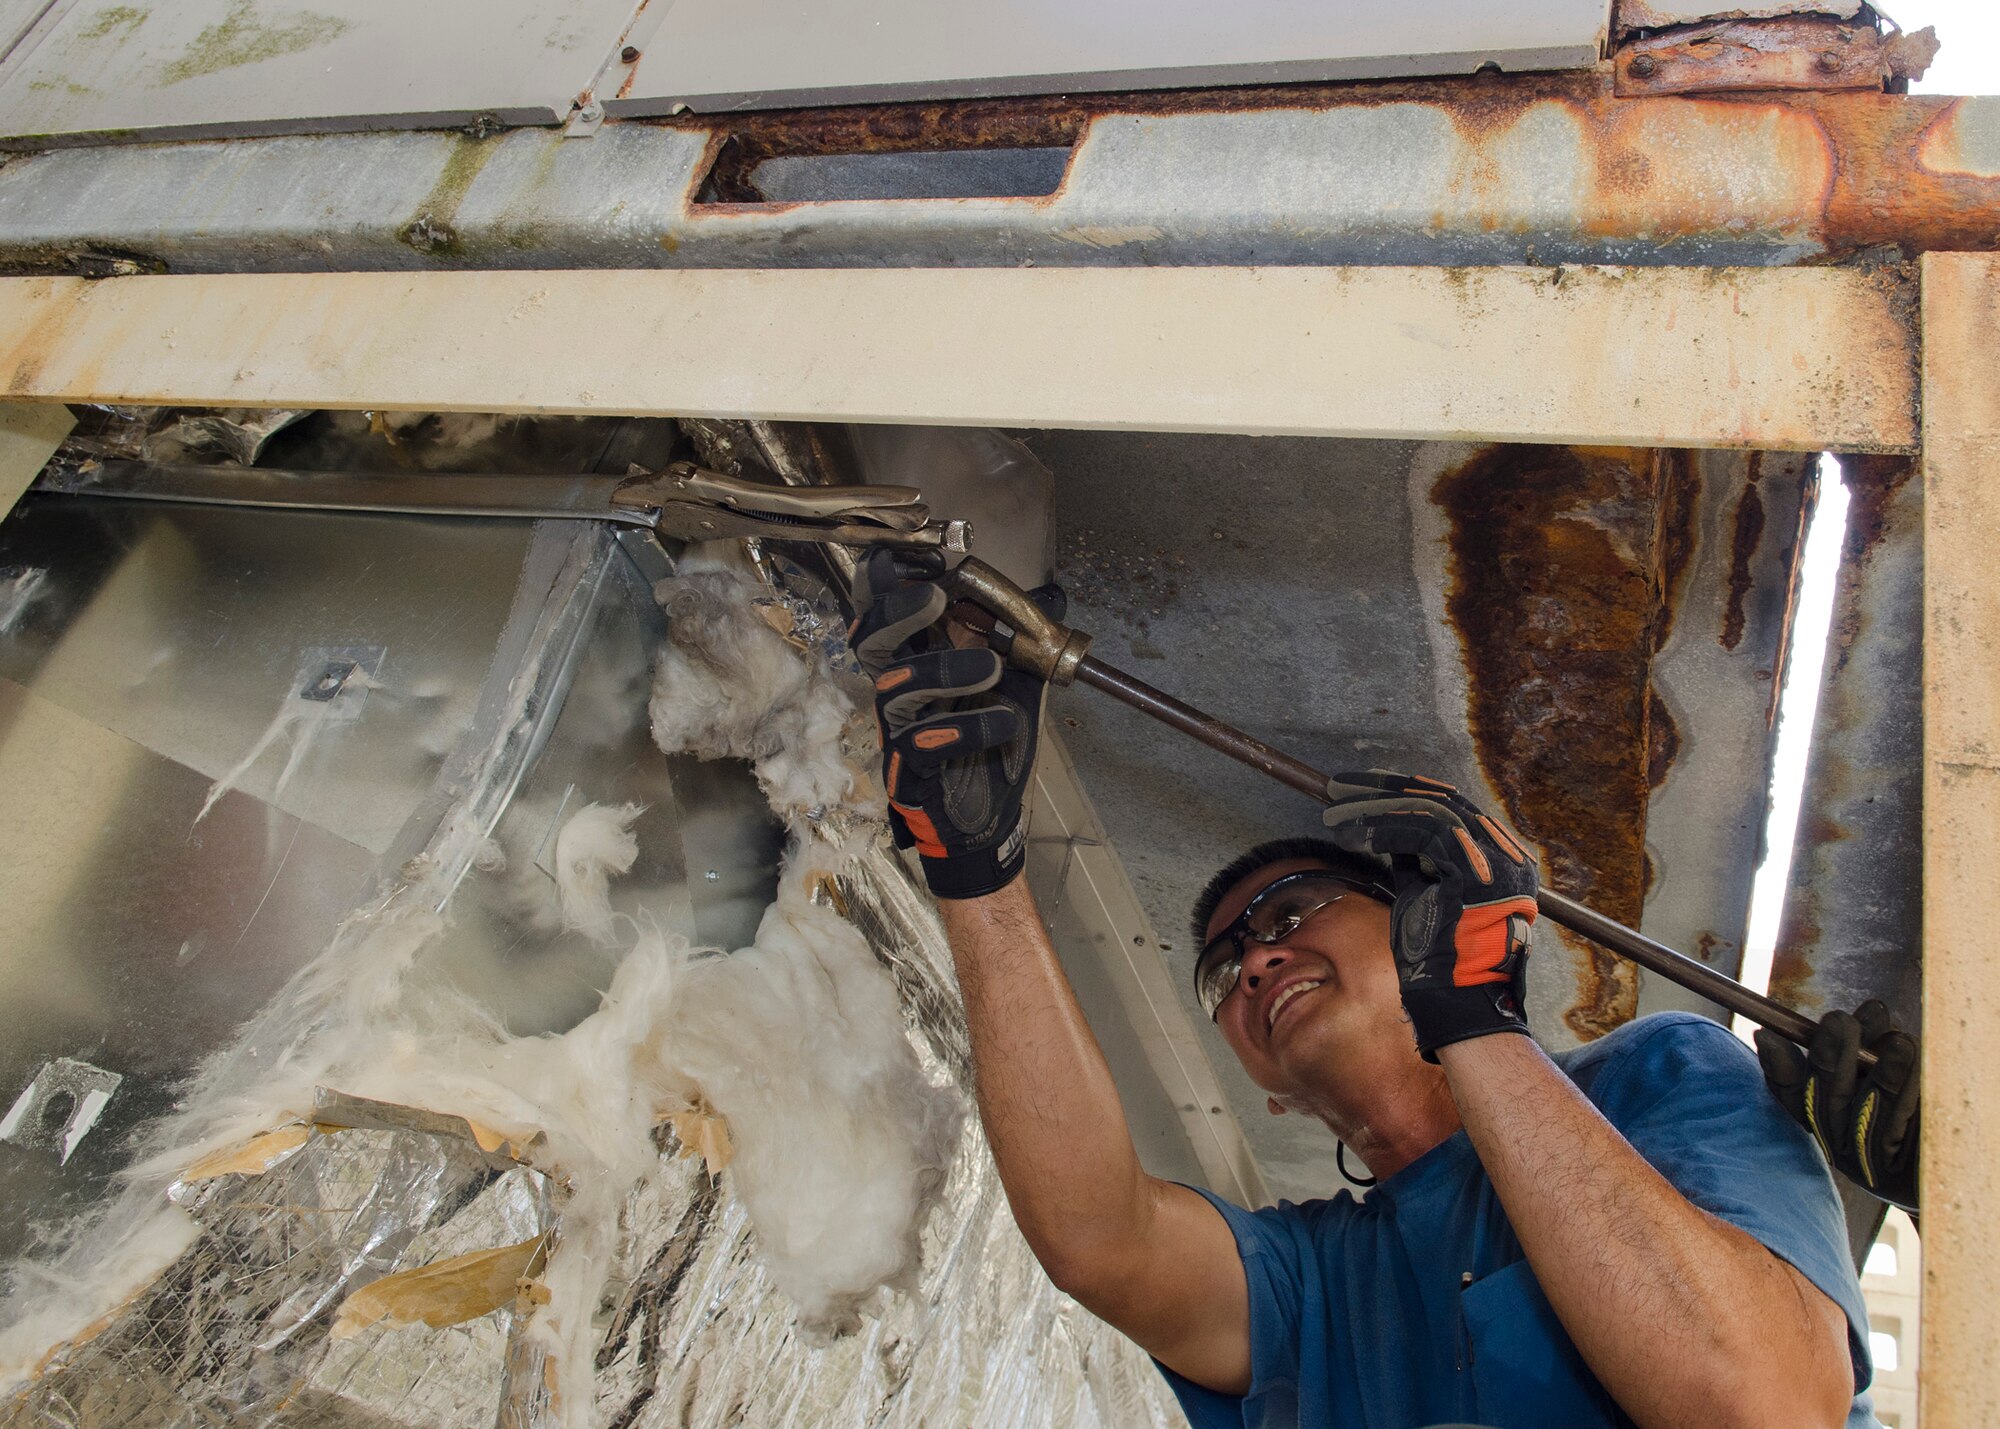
[{"xmin": 1205, "ymin": 857, "xmax": 1410, "ymax": 1104}]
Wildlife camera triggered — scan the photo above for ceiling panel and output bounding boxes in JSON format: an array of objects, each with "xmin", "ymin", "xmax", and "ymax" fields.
[
  {"xmin": 614, "ymin": 0, "xmax": 1612, "ymax": 114},
  {"xmin": 0, "ymin": 0, "xmax": 639, "ymax": 142}
]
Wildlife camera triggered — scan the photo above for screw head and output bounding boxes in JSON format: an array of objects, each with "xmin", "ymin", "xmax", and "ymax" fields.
[
  {"xmin": 1628, "ymin": 53, "xmax": 1658, "ymax": 78},
  {"xmin": 1818, "ymin": 49, "xmax": 1843, "ymax": 72},
  {"xmin": 621, "ymin": 45, "xmax": 640, "ymax": 63}
]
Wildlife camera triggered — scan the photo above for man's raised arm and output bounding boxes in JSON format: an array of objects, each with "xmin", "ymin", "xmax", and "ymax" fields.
[
  {"xmin": 1324, "ymin": 770, "xmax": 1855, "ymax": 1429},
  {"xmin": 940, "ymin": 882, "xmax": 1252, "ymax": 1390},
  {"xmin": 848, "ymin": 553, "xmax": 1250, "ymax": 1392}
]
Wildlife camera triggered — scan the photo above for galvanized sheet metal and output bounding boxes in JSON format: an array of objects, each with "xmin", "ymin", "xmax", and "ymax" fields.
[
  {"xmin": 0, "ymin": 0, "xmax": 642, "ymax": 143},
  {"xmin": 617, "ymin": 0, "xmax": 1610, "ymax": 113},
  {"xmin": 1, "ymin": 84, "xmax": 1994, "ymax": 272}
]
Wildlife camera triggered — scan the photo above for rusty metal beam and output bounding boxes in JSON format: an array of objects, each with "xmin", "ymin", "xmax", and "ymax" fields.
[
  {"xmin": 0, "ymin": 76, "xmax": 1993, "ymax": 276},
  {"xmin": 0, "ymin": 265, "xmax": 1918, "ymax": 451}
]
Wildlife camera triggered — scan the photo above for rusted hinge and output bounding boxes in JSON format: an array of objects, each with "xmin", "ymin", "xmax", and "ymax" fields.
[{"xmin": 1614, "ymin": 16, "xmax": 1939, "ymax": 97}]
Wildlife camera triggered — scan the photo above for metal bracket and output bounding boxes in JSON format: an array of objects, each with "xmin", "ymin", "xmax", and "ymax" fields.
[{"xmin": 0, "ymin": 1058, "xmax": 123, "ymax": 1165}]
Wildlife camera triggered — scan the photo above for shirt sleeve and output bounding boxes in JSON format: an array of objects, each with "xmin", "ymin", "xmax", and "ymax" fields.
[
  {"xmin": 1584, "ymin": 1013, "xmax": 1875, "ymax": 1393},
  {"xmin": 1152, "ymin": 1186, "xmax": 1313, "ymax": 1428}
]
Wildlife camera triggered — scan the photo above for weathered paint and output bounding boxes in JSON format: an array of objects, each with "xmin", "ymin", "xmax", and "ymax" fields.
[
  {"xmin": 1433, "ymin": 445, "xmax": 1701, "ymax": 1039},
  {"xmin": 1916, "ymin": 96, "xmax": 2000, "ymax": 180},
  {"xmin": 1614, "ymin": 0, "xmax": 1862, "ymax": 32},
  {"xmin": 0, "ymin": 266, "xmax": 1922, "ymax": 452},
  {"xmin": 1919, "ymin": 249, "xmax": 2000, "ymax": 1428}
]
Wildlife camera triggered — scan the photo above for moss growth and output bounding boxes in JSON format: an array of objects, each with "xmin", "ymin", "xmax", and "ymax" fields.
[
  {"xmin": 398, "ymin": 133, "xmax": 505, "ymax": 259},
  {"xmin": 77, "ymin": 6, "xmax": 146, "ymax": 42},
  {"xmin": 157, "ymin": 0, "xmax": 348, "ymax": 85}
]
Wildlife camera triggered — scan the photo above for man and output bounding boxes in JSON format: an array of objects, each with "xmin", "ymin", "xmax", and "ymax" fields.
[{"xmin": 853, "ymin": 556, "xmax": 1908, "ymax": 1429}]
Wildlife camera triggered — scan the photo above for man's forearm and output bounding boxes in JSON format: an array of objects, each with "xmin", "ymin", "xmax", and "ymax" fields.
[
  {"xmin": 937, "ymin": 879, "xmax": 1153, "ymax": 1286},
  {"xmin": 1439, "ymin": 1033, "xmax": 1851, "ymax": 1429}
]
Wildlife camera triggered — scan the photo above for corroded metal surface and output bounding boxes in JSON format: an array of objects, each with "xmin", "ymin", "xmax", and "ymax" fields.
[
  {"xmin": 0, "ymin": 78, "xmax": 1992, "ymax": 274},
  {"xmin": 1431, "ymin": 447, "xmax": 1694, "ymax": 1039},
  {"xmin": 1775, "ymin": 455, "xmax": 1921, "ymax": 1027},
  {"xmin": 1612, "ymin": 18, "xmax": 1918, "ymax": 97},
  {"xmin": 1615, "ymin": 0, "xmax": 1862, "ymax": 31}
]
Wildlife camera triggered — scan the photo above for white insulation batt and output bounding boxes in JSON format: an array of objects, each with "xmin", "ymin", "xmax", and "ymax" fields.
[{"xmin": 0, "ymin": 555, "xmax": 1180, "ymax": 1429}]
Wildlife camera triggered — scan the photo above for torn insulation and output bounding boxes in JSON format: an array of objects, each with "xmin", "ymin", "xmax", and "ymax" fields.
[
  {"xmin": 552, "ymin": 801, "xmax": 644, "ymax": 944},
  {"xmin": 2, "ymin": 535, "xmax": 1177, "ymax": 1429}
]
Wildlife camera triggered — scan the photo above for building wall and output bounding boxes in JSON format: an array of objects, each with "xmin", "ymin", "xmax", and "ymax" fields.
[{"xmin": 1863, "ymin": 1208, "xmax": 1920, "ymax": 1428}]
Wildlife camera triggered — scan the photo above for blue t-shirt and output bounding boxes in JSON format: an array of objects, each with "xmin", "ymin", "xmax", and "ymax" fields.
[{"xmin": 1160, "ymin": 1012, "xmax": 1880, "ymax": 1429}]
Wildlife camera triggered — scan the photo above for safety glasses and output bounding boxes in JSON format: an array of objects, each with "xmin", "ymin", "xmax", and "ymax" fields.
[{"xmin": 1194, "ymin": 870, "xmax": 1378, "ymax": 1018}]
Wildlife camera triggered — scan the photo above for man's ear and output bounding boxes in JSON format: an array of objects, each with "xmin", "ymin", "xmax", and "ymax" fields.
[{"xmin": 1266, "ymin": 1097, "xmax": 1287, "ymax": 1117}]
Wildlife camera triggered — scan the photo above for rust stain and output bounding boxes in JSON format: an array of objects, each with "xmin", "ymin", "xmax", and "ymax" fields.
[
  {"xmin": 1646, "ymin": 688, "xmax": 1681, "ymax": 792},
  {"xmin": 1916, "ymin": 97, "xmax": 2000, "ymax": 179},
  {"xmin": 643, "ymin": 69, "xmax": 1999, "ymax": 257},
  {"xmin": 1435, "ymin": 444, "xmax": 1699, "ymax": 1041},
  {"xmin": 1822, "ymin": 453, "xmax": 1917, "ymax": 679},
  {"xmin": 1613, "ymin": 17, "xmax": 1890, "ymax": 99},
  {"xmin": 1720, "ymin": 475, "xmax": 1766, "ymax": 651},
  {"xmin": 1767, "ymin": 916, "xmax": 1825, "ymax": 1016}
]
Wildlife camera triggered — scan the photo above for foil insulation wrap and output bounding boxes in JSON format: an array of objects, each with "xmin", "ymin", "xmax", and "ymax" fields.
[{"xmin": 2, "ymin": 535, "xmax": 1186, "ymax": 1428}]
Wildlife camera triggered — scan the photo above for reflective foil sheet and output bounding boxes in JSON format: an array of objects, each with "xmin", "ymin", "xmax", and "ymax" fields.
[{"xmin": 0, "ymin": 476, "xmax": 1183, "ymax": 1427}]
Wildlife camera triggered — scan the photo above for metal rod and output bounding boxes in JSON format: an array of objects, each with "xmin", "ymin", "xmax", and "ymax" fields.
[
  {"xmin": 1071, "ymin": 654, "xmax": 1842, "ymax": 1057},
  {"xmin": 40, "ymin": 461, "xmax": 652, "ymax": 525}
]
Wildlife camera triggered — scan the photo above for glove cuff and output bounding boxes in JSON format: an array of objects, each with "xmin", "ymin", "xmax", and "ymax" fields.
[
  {"xmin": 918, "ymin": 826, "xmax": 1027, "ymax": 902},
  {"xmin": 1402, "ymin": 984, "xmax": 1530, "ymax": 1063}
]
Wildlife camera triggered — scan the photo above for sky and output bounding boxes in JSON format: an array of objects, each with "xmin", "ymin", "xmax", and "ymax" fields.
[{"xmin": 1882, "ymin": 0, "xmax": 2000, "ymax": 93}]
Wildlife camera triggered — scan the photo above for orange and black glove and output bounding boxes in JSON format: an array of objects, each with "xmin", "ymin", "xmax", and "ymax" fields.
[
  {"xmin": 1321, "ymin": 770, "xmax": 1537, "ymax": 1060},
  {"xmin": 849, "ymin": 550, "xmax": 1047, "ymax": 901},
  {"xmin": 1757, "ymin": 1000, "xmax": 1919, "ymax": 1213}
]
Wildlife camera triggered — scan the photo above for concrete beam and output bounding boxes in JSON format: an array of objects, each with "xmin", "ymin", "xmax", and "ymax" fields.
[
  {"xmin": 0, "ymin": 266, "xmax": 1918, "ymax": 451},
  {"xmin": 1919, "ymin": 251, "xmax": 2000, "ymax": 1424}
]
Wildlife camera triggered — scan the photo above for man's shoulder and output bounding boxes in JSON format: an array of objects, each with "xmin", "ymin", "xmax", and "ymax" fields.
[{"xmin": 1553, "ymin": 1010, "xmax": 1754, "ymax": 1101}]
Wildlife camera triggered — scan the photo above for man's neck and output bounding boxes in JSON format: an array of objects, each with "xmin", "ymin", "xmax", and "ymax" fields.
[{"xmin": 1322, "ymin": 1069, "xmax": 1462, "ymax": 1182}]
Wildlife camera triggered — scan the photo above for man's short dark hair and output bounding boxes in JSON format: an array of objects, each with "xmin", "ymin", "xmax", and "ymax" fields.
[{"xmin": 1189, "ymin": 837, "xmax": 1395, "ymax": 948}]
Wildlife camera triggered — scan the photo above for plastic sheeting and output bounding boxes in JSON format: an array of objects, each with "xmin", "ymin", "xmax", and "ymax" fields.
[{"xmin": 1, "ymin": 532, "xmax": 1184, "ymax": 1428}]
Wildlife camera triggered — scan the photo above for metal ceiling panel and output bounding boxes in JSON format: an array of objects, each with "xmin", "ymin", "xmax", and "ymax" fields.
[
  {"xmin": 0, "ymin": 0, "xmax": 54, "ymax": 66},
  {"xmin": 0, "ymin": 0, "xmax": 641, "ymax": 144},
  {"xmin": 614, "ymin": 0, "xmax": 1613, "ymax": 114}
]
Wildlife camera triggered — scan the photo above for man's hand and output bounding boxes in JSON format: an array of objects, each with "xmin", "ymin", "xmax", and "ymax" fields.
[
  {"xmin": 849, "ymin": 550, "xmax": 1047, "ymax": 900},
  {"xmin": 1320, "ymin": 769, "xmax": 1537, "ymax": 1060},
  {"xmin": 1757, "ymin": 1000, "xmax": 1920, "ymax": 1213}
]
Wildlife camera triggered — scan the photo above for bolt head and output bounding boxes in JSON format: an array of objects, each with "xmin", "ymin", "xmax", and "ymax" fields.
[
  {"xmin": 621, "ymin": 45, "xmax": 640, "ymax": 63},
  {"xmin": 1628, "ymin": 53, "xmax": 1658, "ymax": 78},
  {"xmin": 1818, "ymin": 49, "xmax": 1843, "ymax": 72}
]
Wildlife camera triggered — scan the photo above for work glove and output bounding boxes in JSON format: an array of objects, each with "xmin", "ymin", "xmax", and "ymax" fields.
[
  {"xmin": 1321, "ymin": 770, "xmax": 1538, "ymax": 1061},
  {"xmin": 849, "ymin": 550, "xmax": 1047, "ymax": 901},
  {"xmin": 1756, "ymin": 1000, "xmax": 1920, "ymax": 1212}
]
